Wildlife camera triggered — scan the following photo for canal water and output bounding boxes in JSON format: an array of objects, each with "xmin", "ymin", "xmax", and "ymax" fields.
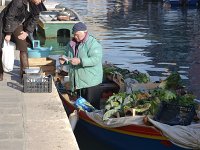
[
  {"xmin": 45, "ymin": 0, "xmax": 200, "ymax": 149},
  {"xmin": 46, "ymin": 0, "xmax": 200, "ymax": 95}
]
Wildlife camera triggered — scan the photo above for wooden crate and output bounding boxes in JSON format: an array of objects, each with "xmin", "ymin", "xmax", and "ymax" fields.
[{"xmin": 28, "ymin": 57, "xmax": 56, "ymax": 76}]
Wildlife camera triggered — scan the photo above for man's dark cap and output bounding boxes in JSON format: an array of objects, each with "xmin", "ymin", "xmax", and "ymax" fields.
[{"xmin": 72, "ymin": 22, "xmax": 87, "ymax": 34}]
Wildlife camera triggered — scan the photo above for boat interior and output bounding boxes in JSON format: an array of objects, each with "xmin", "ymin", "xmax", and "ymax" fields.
[{"xmin": 39, "ymin": 7, "xmax": 80, "ymax": 22}]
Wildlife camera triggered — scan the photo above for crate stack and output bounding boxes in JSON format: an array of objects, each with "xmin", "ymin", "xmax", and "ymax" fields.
[
  {"xmin": 28, "ymin": 57, "xmax": 56, "ymax": 76},
  {"xmin": 22, "ymin": 57, "xmax": 56, "ymax": 93}
]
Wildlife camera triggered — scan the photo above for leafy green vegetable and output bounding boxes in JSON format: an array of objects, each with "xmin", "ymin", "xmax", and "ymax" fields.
[
  {"xmin": 151, "ymin": 89, "xmax": 176, "ymax": 102},
  {"xmin": 102, "ymin": 70, "xmax": 197, "ymax": 120},
  {"xmin": 177, "ymin": 94, "xmax": 196, "ymax": 106},
  {"xmin": 103, "ymin": 64, "xmax": 150, "ymax": 83},
  {"xmin": 159, "ymin": 72, "xmax": 183, "ymax": 90},
  {"xmin": 135, "ymin": 103, "xmax": 151, "ymax": 113},
  {"xmin": 103, "ymin": 109, "xmax": 119, "ymax": 121}
]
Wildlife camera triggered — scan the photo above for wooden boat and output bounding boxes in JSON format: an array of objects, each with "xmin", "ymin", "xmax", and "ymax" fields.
[
  {"xmin": 37, "ymin": 3, "xmax": 82, "ymax": 39},
  {"xmin": 56, "ymin": 85, "xmax": 187, "ymax": 150},
  {"xmin": 53, "ymin": 63, "xmax": 200, "ymax": 150},
  {"xmin": 34, "ymin": 2, "xmax": 82, "ymax": 54}
]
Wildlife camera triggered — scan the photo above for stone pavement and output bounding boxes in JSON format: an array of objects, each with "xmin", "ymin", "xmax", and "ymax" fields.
[
  {"xmin": 0, "ymin": 4, "xmax": 79, "ymax": 150},
  {"xmin": 0, "ymin": 50, "xmax": 79, "ymax": 150}
]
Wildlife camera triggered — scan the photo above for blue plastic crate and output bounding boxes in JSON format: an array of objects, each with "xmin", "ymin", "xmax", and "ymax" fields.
[
  {"xmin": 28, "ymin": 46, "xmax": 52, "ymax": 58},
  {"xmin": 28, "ymin": 40, "xmax": 52, "ymax": 58}
]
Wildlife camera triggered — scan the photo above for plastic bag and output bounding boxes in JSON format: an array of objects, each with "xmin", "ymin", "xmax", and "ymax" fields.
[
  {"xmin": 75, "ymin": 97, "xmax": 95, "ymax": 112},
  {"xmin": 2, "ymin": 41, "xmax": 16, "ymax": 72}
]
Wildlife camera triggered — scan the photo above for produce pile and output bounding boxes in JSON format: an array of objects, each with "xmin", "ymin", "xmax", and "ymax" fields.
[
  {"xmin": 103, "ymin": 64, "xmax": 150, "ymax": 84},
  {"xmin": 103, "ymin": 72, "xmax": 197, "ymax": 121}
]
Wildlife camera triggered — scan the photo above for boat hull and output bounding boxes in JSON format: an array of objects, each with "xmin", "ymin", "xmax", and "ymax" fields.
[
  {"xmin": 60, "ymin": 93, "xmax": 186, "ymax": 150},
  {"xmin": 78, "ymin": 119, "xmax": 184, "ymax": 150}
]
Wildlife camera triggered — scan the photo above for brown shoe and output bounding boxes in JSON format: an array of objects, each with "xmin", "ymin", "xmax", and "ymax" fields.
[{"xmin": 0, "ymin": 73, "xmax": 3, "ymax": 81}]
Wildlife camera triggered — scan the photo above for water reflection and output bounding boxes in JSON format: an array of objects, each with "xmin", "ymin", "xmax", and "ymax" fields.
[
  {"xmin": 44, "ymin": 0, "xmax": 200, "ymax": 149},
  {"xmin": 46, "ymin": 0, "xmax": 200, "ymax": 97}
]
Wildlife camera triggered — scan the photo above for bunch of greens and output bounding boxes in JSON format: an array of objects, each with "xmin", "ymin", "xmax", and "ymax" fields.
[
  {"xmin": 102, "ymin": 71, "xmax": 197, "ymax": 120},
  {"xmin": 103, "ymin": 91, "xmax": 152, "ymax": 120},
  {"xmin": 159, "ymin": 72, "xmax": 183, "ymax": 90},
  {"xmin": 103, "ymin": 64, "xmax": 150, "ymax": 83}
]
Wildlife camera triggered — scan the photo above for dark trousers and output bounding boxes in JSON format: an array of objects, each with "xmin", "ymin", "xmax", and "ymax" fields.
[
  {"xmin": 77, "ymin": 84, "xmax": 101, "ymax": 110},
  {"xmin": 12, "ymin": 25, "xmax": 29, "ymax": 52}
]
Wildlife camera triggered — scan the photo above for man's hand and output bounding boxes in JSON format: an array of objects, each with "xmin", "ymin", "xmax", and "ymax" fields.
[
  {"xmin": 59, "ymin": 55, "xmax": 71, "ymax": 64},
  {"xmin": 59, "ymin": 57, "xmax": 66, "ymax": 65},
  {"xmin": 18, "ymin": 31, "xmax": 28, "ymax": 40},
  {"xmin": 4, "ymin": 35, "xmax": 11, "ymax": 43},
  {"xmin": 70, "ymin": 57, "xmax": 81, "ymax": 65}
]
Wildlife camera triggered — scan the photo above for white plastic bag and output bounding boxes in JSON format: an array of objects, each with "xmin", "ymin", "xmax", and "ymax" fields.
[{"xmin": 2, "ymin": 41, "xmax": 16, "ymax": 72}]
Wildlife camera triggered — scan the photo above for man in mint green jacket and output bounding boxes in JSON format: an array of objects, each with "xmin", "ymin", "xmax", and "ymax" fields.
[{"xmin": 60, "ymin": 22, "xmax": 103, "ymax": 109}]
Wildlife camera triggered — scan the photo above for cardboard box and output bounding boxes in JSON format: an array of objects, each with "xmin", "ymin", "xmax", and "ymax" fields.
[{"xmin": 28, "ymin": 57, "xmax": 56, "ymax": 76}]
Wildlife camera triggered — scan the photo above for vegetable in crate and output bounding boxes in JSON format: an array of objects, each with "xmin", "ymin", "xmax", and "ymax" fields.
[
  {"xmin": 159, "ymin": 72, "xmax": 183, "ymax": 90},
  {"xmin": 177, "ymin": 94, "xmax": 196, "ymax": 106},
  {"xmin": 126, "ymin": 70, "xmax": 150, "ymax": 83},
  {"xmin": 103, "ymin": 64, "xmax": 150, "ymax": 83},
  {"xmin": 103, "ymin": 65, "xmax": 116, "ymax": 75},
  {"xmin": 103, "ymin": 93, "xmax": 127, "ymax": 120},
  {"xmin": 148, "ymin": 89, "xmax": 177, "ymax": 115},
  {"xmin": 103, "ymin": 91, "xmax": 152, "ymax": 120},
  {"xmin": 135, "ymin": 103, "xmax": 151, "ymax": 114}
]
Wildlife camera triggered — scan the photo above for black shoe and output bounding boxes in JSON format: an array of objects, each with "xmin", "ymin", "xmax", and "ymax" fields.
[{"xmin": 0, "ymin": 73, "xmax": 3, "ymax": 81}]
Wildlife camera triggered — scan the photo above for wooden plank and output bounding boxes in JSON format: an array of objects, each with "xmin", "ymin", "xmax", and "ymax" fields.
[
  {"xmin": 28, "ymin": 57, "xmax": 56, "ymax": 76},
  {"xmin": 29, "ymin": 61, "xmax": 54, "ymax": 66},
  {"xmin": 44, "ymin": 71, "xmax": 55, "ymax": 76},
  {"xmin": 28, "ymin": 57, "xmax": 55, "ymax": 62},
  {"xmin": 40, "ymin": 66, "xmax": 56, "ymax": 72},
  {"xmin": 29, "ymin": 58, "xmax": 47, "ymax": 61},
  {"xmin": 28, "ymin": 58, "xmax": 55, "ymax": 66}
]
